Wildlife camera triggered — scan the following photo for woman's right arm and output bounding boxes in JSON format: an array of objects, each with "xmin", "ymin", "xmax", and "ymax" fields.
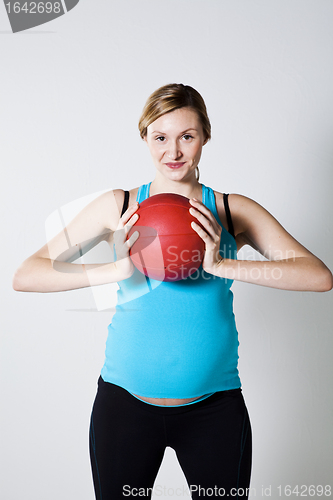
[{"xmin": 12, "ymin": 190, "xmax": 139, "ymax": 293}]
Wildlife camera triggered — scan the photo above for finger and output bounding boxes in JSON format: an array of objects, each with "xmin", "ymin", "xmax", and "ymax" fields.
[
  {"xmin": 118, "ymin": 210, "xmax": 139, "ymax": 231},
  {"xmin": 189, "ymin": 198, "xmax": 214, "ymax": 216},
  {"xmin": 127, "ymin": 202, "xmax": 139, "ymax": 213},
  {"xmin": 191, "ymin": 221, "xmax": 221, "ymax": 252},
  {"xmin": 113, "ymin": 226, "xmax": 131, "ymax": 245},
  {"xmin": 120, "ymin": 202, "xmax": 139, "ymax": 224},
  {"xmin": 189, "ymin": 198, "xmax": 207, "ymax": 209},
  {"xmin": 126, "ymin": 230, "xmax": 140, "ymax": 248},
  {"xmin": 126, "ymin": 212, "xmax": 139, "ymax": 227},
  {"xmin": 127, "ymin": 201, "xmax": 139, "ymax": 212},
  {"xmin": 191, "ymin": 221, "xmax": 212, "ymax": 242},
  {"xmin": 189, "ymin": 201, "xmax": 217, "ymax": 225},
  {"xmin": 114, "ymin": 230, "xmax": 139, "ymax": 260},
  {"xmin": 189, "ymin": 199, "xmax": 220, "ymax": 228},
  {"xmin": 189, "ymin": 207, "xmax": 220, "ymax": 240},
  {"xmin": 123, "ymin": 214, "xmax": 140, "ymax": 238}
]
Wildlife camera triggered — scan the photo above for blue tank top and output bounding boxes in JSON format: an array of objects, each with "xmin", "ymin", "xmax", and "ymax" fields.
[{"xmin": 100, "ymin": 183, "xmax": 241, "ymax": 399}]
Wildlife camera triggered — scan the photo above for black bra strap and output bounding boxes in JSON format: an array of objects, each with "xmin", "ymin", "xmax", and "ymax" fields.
[
  {"xmin": 121, "ymin": 190, "xmax": 129, "ymax": 216},
  {"xmin": 223, "ymin": 193, "xmax": 235, "ymax": 239}
]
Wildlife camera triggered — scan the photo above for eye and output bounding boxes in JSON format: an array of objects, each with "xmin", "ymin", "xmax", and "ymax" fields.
[
  {"xmin": 183, "ymin": 134, "xmax": 194, "ymax": 141},
  {"xmin": 156, "ymin": 136, "xmax": 166, "ymax": 142}
]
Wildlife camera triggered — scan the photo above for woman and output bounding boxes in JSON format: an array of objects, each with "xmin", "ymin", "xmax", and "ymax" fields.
[{"xmin": 13, "ymin": 83, "xmax": 333, "ymax": 499}]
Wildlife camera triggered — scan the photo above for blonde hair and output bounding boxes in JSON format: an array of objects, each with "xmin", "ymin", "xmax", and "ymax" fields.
[{"xmin": 138, "ymin": 83, "xmax": 211, "ymax": 143}]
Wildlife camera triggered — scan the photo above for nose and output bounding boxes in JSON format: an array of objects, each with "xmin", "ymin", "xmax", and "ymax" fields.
[{"xmin": 166, "ymin": 140, "xmax": 182, "ymax": 160}]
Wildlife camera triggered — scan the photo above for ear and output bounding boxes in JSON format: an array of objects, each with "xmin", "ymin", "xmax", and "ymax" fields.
[{"xmin": 203, "ymin": 136, "xmax": 209, "ymax": 146}]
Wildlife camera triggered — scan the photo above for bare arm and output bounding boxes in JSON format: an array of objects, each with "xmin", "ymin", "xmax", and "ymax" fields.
[
  {"xmin": 12, "ymin": 190, "xmax": 139, "ymax": 293},
  {"xmin": 190, "ymin": 194, "xmax": 333, "ymax": 292}
]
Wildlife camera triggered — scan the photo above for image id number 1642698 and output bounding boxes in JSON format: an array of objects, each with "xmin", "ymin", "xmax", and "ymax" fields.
[
  {"xmin": 5, "ymin": 2, "xmax": 61, "ymax": 14},
  {"xmin": 277, "ymin": 485, "xmax": 331, "ymax": 496}
]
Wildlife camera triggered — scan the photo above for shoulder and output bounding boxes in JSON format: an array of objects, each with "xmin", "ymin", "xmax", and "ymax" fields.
[
  {"xmin": 213, "ymin": 191, "xmax": 255, "ymax": 236},
  {"xmin": 102, "ymin": 187, "xmax": 140, "ymax": 230},
  {"xmin": 218, "ymin": 193, "xmax": 298, "ymax": 253},
  {"xmin": 214, "ymin": 191, "xmax": 258, "ymax": 211},
  {"xmin": 86, "ymin": 189, "xmax": 129, "ymax": 231},
  {"xmin": 214, "ymin": 191, "xmax": 273, "ymax": 240},
  {"xmin": 226, "ymin": 193, "xmax": 281, "ymax": 233}
]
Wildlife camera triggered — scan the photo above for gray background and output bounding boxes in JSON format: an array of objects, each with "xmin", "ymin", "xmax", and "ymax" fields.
[{"xmin": 1, "ymin": 1, "xmax": 333, "ymax": 499}]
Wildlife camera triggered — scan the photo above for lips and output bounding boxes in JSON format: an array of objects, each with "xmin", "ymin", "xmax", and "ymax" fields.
[{"xmin": 165, "ymin": 162, "xmax": 185, "ymax": 168}]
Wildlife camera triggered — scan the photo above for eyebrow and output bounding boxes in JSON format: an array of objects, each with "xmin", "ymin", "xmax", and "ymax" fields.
[{"xmin": 151, "ymin": 128, "xmax": 198, "ymax": 135}]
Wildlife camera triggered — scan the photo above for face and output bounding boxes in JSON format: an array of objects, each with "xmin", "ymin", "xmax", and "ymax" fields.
[{"xmin": 144, "ymin": 107, "xmax": 208, "ymax": 182}]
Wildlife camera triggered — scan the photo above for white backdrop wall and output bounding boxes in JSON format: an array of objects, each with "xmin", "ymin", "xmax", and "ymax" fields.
[{"xmin": 1, "ymin": 1, "xmax": 333, "ymax": 499}]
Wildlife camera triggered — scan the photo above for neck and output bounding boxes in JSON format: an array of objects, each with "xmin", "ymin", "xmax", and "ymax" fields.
[{"xmin": 150, "ymin": 174, "xmax": 201, "ymax": 200}]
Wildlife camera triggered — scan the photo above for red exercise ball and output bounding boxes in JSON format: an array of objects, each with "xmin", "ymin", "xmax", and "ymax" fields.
[{"xmin": 128, "ymin": 193, "xmax": 205, "ymax": 282}]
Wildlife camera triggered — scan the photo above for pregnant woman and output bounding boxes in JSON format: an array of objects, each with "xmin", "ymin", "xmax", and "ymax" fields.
[{"xmin": 13, "ymin": 83, "xmax": 333, "ymax": 499}]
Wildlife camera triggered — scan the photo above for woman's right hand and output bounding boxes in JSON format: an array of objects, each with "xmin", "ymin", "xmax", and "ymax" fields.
[{"xmin": 113, "ymin": 202, "xmax": 140, "ymax": 280}]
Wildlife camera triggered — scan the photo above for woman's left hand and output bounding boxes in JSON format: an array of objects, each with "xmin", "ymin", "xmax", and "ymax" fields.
[{"xmin": 189, "ymin": 198, "xmax": 223, "ymax": 275}]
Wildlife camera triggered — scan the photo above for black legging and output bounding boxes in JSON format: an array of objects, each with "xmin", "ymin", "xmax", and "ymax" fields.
[{"xmin": 90, "ymin": 377, "xmax": 252, "ymax": 499}]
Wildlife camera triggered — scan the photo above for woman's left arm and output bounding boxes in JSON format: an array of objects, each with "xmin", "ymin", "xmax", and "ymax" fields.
[{"xmin": 189, "ymin": 195, "xmax": 333, "ymax": 292}]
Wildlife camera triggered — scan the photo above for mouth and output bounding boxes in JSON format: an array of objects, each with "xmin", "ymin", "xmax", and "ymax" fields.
[{"xmin": 165, "ymin": 162, "xmax": 186, "ymax": 169}]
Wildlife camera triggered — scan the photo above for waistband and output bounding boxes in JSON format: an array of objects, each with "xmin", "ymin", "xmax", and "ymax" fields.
[
  {"xmin": 97, "ymin": 376, "xmax": 243, "ymax": 416},
  {"xmin": 128, "ymin": 390, "xmax": 215, "ymax": 407}
]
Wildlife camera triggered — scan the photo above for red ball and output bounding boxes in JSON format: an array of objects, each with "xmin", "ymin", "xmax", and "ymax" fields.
[{"xmin": 128, "ymin": 193, "xmax": 205, "ymax": 282}]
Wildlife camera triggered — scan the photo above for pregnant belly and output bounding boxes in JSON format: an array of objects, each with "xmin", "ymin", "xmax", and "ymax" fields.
[{"xmin": 132, "ymin": 393, "xmax": 205, "ymax": 406}]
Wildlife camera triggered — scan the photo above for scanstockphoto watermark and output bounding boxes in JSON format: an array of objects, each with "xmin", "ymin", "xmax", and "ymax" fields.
[
  {"xmin": 122, "ymin": 484, "xmax": 256, "ymax": 497},
  {"xmin": 122, "ymin": 484, "xmax": 332, "ymax": 497},
  {"xmin": 49, "ymin": 226, "xmax": 294, "ymax": 312},
  {"xmin": 51, "ymin": 231, "xmax": 293, "ymax": 284},
  {"xmin": 163, "ymin": 244, "xmax": 295, "ymax": 282},
  {"xmin": 3, "ymin": 0, "xmax": 80, "ymax": 33}
]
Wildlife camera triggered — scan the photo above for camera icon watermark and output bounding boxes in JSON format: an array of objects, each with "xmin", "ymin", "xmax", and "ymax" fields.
[
  {"xmin": 45, "ymin": 189, "xmax": 164, "ymax": 312},
  {"xmin": 45, "ymin": 188, "xmax": 294, "ymax": 312}
]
